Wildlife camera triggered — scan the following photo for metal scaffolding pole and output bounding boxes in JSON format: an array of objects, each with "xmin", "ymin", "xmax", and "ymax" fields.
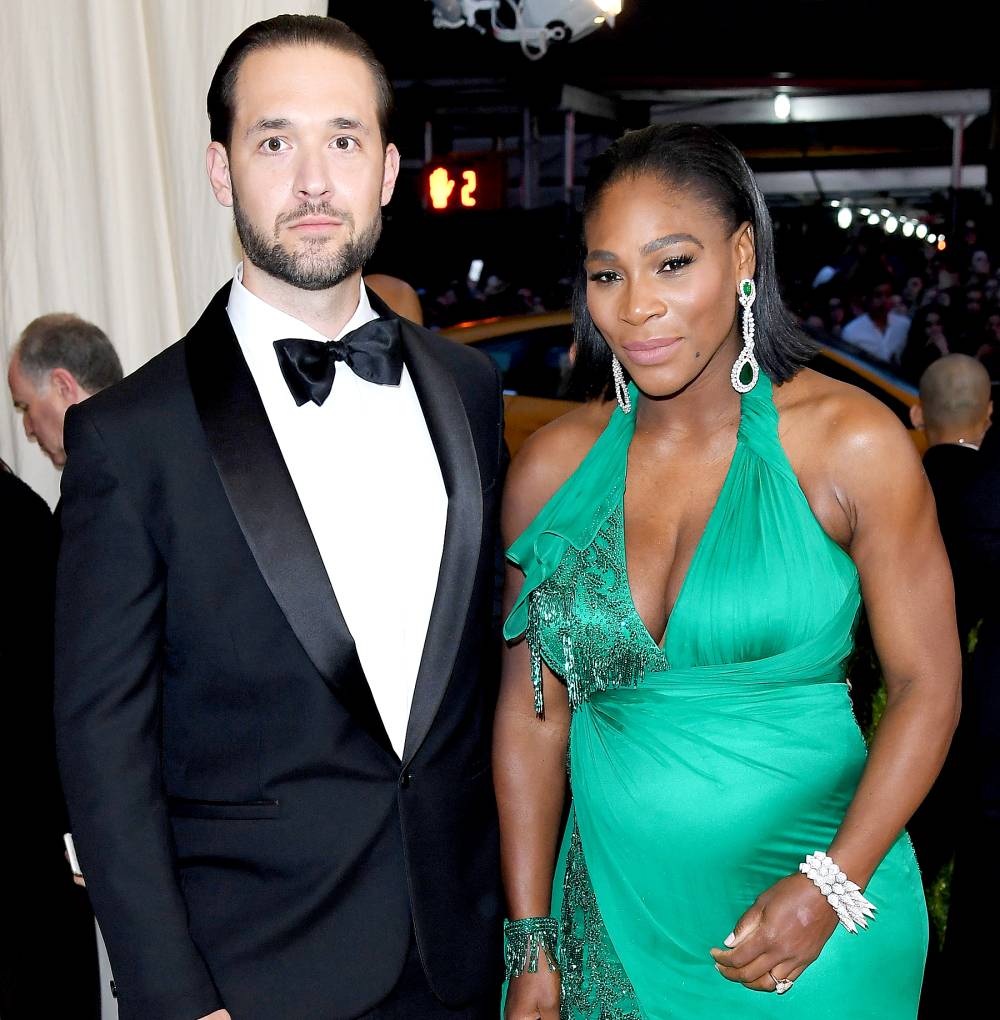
[{"xmin": 563, "ymin": 110, "xmax": 576, "ymax": 206}]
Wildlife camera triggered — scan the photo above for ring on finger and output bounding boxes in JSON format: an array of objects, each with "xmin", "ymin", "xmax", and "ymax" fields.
[{"xmin": 768, "ymin": 970, "xmax": 794, "ymax": 995}]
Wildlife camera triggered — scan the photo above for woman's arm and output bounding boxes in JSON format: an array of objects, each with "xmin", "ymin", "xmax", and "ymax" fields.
[
  {"xmin": 494, "ymin": 572, "xmax": 569, "ymax": 1020},
  {"xmin": 493, "ymin": 423, "xmax": 584, "ymax": 1020},
  {"xmin": 713, "ymin": 394, "xmax": 961, "ymax": 992},
  {"xmin": 825, "ymin": 401, "xmax": 961, "ymax": 884}
]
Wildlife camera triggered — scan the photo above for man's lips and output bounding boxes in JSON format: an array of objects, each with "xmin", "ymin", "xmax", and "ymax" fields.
[{"xmin": 287, "ymin": 218, "xmax": 343, "ymax": 230}]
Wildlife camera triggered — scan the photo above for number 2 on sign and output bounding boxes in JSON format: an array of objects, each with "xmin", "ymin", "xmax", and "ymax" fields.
[{"xmin": 461, "ymin": 170, "xmax": 478, "ymax": 208}]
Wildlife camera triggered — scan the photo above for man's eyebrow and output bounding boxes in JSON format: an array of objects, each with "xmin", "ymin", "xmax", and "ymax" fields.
[
  {"xmin": 640, "ymin": 233, "xmax": 704, "ymax": 255},
  {"xmin": 328, "ymin": 117, "xmax": 369, "ymax": 133},
  {"xmin": 245, "ymin": 117, "xmax": 292, "ymax": 138},
  {"xmin": 244, "ymin": 116, "xmax": 371, "ymax": 139}
]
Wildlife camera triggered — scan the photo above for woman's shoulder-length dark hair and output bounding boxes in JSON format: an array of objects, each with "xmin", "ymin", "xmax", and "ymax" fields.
[{"xmin": 568, "ymin": 123, "xmax": 815, "ymax": 401}]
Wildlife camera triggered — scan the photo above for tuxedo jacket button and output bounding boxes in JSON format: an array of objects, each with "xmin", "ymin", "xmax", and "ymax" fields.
[{"xmin": 399, "ymin": 772, "xmax": 413, "ymax": 788}]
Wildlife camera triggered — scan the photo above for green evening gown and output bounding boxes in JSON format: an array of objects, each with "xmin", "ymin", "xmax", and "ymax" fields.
[{"xmin": 502, "ymin": 373, "xmax": 927, "ymax": 1018}]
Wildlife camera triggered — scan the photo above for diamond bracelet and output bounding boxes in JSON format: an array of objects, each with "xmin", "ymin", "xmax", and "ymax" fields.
[{"xmin": 798, "ymin": 851, "xmax": 876, "ymax": 934}]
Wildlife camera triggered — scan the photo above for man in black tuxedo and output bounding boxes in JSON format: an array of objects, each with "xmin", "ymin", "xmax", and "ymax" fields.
[
  {"xmin": 940, "ymin": 362, "xmax": 1000, "ymax": 994},
  {"xmin": 910, "ymin": 353, "xmax": 992, "ymax": 635},
  {"xmin": 0, "ymin": 463, "xmax": 100, "ymax": 1019},
  {"xmin": 54, "ymin": 15, "xmax": 504, "ymax": 1020},
  {"xmin": 907, "ymin": 354, "xmax": 990, "ymax": 1016}
]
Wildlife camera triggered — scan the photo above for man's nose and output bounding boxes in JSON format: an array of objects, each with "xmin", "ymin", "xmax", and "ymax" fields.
[{"xmin": 294, "ymin": 149, "xmax": 334, "ymax": 201}]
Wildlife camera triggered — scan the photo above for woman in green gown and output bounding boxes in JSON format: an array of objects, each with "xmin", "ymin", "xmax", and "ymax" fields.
[{"xmin": 495, "ymin": 125, "xmax": 960, "ymax": 1019}]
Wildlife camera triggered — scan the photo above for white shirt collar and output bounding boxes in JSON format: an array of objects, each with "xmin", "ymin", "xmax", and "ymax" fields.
[{"xmin": 226, "ymin": 261, "xmax": 377, "ymax": 348}]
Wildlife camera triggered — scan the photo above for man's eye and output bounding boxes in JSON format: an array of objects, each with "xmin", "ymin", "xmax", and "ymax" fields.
[
  {"xmin": 334, "ymin": 137, "xmax": 358, "ymax": 151},
  {"xmin": 261, "ymin": 137, "xmax": 288, "ymax": 153}
]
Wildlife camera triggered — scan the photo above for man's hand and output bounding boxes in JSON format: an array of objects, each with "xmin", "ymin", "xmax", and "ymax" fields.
[{"xmin": 63, "ymin": 850, "xmax": 86, "ymax": 888}]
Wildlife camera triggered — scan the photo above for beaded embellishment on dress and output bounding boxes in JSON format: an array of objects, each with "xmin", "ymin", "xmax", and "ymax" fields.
[
  {"xmin": 560, "ymin": 817, "xmax": 644, "ymax": 1020},
  {"xmin": 526, "ymin": 505, "xmax": 669, "ymax": 713}
]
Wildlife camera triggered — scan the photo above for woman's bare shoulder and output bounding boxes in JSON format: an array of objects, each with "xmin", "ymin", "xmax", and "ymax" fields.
[
  {"xmin": 775, "ymin": 368, "xmax": 922, "ymax": 486},
  {"xmin": 502, "ymin": 400, "xmax": 615, "ymax": 538}
]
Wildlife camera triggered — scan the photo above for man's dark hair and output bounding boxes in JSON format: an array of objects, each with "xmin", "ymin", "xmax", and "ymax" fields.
[
  {"xmin": 17, "ymin": 314, "xmax": 123, "ymax": 394},
  {"xmin": 568, "ymin": 123, "xmax": 816, "ymax": 401},
  {"xmin": 207, "ymin": 14, "xmax": 393, "ymax": 150}
]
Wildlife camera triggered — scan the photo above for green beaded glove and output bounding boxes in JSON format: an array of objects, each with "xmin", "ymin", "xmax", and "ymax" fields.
[{"xmin": 503, "ymin": 916, "xmax": 560, "ymax": 981}]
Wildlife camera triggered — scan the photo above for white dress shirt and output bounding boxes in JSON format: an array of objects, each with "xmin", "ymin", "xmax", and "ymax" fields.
[
  {"xmin": 842, "ymin": 312, "xmax": 911, "ymax": 364},
  {"xmin": 227, "ymin": 264, "xmax": 447, "ymax": 757}
]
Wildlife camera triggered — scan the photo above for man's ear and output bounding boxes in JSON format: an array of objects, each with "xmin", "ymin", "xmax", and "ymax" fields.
[
  {"xmin": 207, "ymin": 142, "xmax": 234, "ymax": 208},
  {"xmin": 909, "ymin": 403, "xmax": 924, "ymax": 429},
  {"xmin": 49, "ymin": 367, "xmax": 82, "ymax": 405},
  {"xmin": 381, "ymin": 143, "xmax": 400, "ymax": 207}
]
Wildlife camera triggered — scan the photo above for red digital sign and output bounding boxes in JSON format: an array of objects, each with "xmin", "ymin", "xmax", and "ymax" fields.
[{"xmin": 425, "ymin": 154, "xmax": 504, "ymax": 212}]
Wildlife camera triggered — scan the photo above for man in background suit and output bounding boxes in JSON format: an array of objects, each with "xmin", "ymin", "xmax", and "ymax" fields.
[
  {"xmin": 939, "ymin": 363, "xmax": 1000, "ymax": 997},
  {"xmin": 908, "ymin": 354, "xmax": 991, "ymax": 1016},
  {"xmin": 5, "ymin": 314, "xmax": 122, "ymax": 1016},
  {"xmin": 910, "ymin": 354, "xmax": 992, "ymax": 635},
  {"xmin": 0, "ymin": 461, "xmax": 100, "ymax": 1019},
  {"xmin": 7, "ymin": 313, "xmax": 123, "ymax": 468},
  {"xmin": 55, "ymin": 15, "xmax": 505, "ymax": 1020}
]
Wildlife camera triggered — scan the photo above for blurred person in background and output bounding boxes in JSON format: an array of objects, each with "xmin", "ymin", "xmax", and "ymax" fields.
[
  {"xmin": 2, "ymin": 312, "xmax": 119, "ymax": 1017},
  {"xmin": 939, "ymin": 375, "xmax": 1000, "ymax": 996},
  {"xmin": 908, "ymin": 355, "xmax": 991, "ymax": 1014},
  {"xmin": 902, "ymin": 276, "xmax": 924, "ymax": 314},
  {"xmin": 901, "ymin": 307, "xmax": 953, "ymax": 383},
  {"xmin": 7, "ymin": 313, "xmax": 123, "ymax": 468},
  {"xmin": 842, "ymin": 279, "xmax": 911, "ymax": 364},
  {"xmin": 365, "ymin": 272, "xmax": 424, "ymax": 324},
  {"xmin": 0, "ymin": 458, "xmax": 100, "ymax": 1019},
  {"xmin": 911, "ymin": 355, "xmax": 992, "ymax": 602}
]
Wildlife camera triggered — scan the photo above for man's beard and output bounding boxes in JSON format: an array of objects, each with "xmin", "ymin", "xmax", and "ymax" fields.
[{"xmin": 233, "ymin": 191, "xmax": 382, "ymax": 292}]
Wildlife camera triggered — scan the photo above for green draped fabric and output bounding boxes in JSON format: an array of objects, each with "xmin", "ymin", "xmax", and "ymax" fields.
[{"xmin": 502, "ymin": 374, "xmax": 927, "ymax": 1019}]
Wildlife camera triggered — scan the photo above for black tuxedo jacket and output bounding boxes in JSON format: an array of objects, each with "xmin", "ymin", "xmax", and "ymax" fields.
[{"xmin": 54, "ymin": 285, "xmax": 506, "ymax": 1020}]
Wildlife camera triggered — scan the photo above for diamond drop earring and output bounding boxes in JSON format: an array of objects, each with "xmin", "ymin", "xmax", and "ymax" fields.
[
  {"xmin": 731, "ymin": 278, "xmax": 759, "ymax": 393},
  {"xmin": 611, "ymin": 354, "xmax": 632, "ymax": 414}
]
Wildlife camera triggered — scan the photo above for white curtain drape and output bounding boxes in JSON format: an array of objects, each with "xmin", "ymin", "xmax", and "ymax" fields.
[{"xmin": 0, "ymin": 0, "xmax": 326, "ymax": 507}]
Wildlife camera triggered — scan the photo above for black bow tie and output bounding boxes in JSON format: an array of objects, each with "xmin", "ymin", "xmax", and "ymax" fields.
[{"xmin": 273, "ymin": 318, "xmax": 403, "ymax": 407}]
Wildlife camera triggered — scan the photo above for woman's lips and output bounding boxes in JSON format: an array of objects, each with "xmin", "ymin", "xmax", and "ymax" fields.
[{"xmin": 621, "ymin": 337, "xmax": 682, "ymax": 366}]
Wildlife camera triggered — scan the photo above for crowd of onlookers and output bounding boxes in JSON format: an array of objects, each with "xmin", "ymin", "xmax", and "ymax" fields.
[{"xmin": 796, "ymin": 221, "xmax": 1000, "ymax": 385}]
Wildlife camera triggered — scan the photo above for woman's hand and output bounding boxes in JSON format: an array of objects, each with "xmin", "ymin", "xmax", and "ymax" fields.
[
  {"xmin": 504, "ymin": 968, "xmax": 561, "ymax": 1019},
  {"xmin": 709, "ymin": 873, "xmax": 838, "ymax": 993}
]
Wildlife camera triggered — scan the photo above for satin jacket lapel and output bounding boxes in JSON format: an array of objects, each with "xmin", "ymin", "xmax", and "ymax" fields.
[
  {"xmin": 366, "ymin": 292, "xmax": 484, "ymax": 764},
  {"xmin": 185, "ymin": 284, "xmax": 396, "ymax": 759}
]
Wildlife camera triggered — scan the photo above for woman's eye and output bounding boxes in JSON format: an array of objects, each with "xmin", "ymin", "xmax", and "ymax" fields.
[
  {"xmin": 589, "ymin": 270, "xmax": 621, "ymax": 284},
  {"xmin": 659, "ymin": 255, "xmax": 694, "ymax": 273},
  {"xmin": 261, "ymin": 137, "xmax": 288, "ymax": 153}
]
